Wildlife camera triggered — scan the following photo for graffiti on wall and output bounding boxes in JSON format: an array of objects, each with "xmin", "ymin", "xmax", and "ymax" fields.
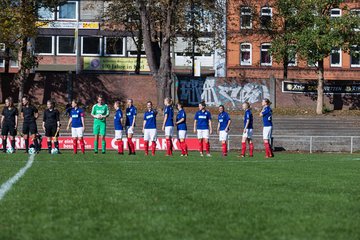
[
  {"xmin": 178, "ymin": 78, "xmax": 205, "ymax": 106},
  {"xmin": 178, "ymin": 77, "xmax": 270, "ymax": 107},
  {"xmin": 202, "ymin": 77, "xmax": 271, "ymax": 107}
]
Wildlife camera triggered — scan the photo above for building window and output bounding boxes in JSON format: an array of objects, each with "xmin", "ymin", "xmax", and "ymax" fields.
[
  {"xmin": 57, "ymin": 36, "xmax": 76, "ymax": 55},
  {"xmin": 0, "ymin": 58, "xmax": 18, "ymax": 68},
  {"xmin": 240, "ymin": 43, "xmax": 252, "ymax": 65},
  {"xmin": 260, "ymin": 44, "xmax": 272, "ymax": 66},
  {"xmin": 127, "ymin": 38, "xmax": 146, "ymax": 57},
  {"xmin": 81, "ymin": 37, "xmax": 102, "ymax": 56},
  {"xmin": 351, "ymin": 9, "xmax": 360, "ymax": 31},
  {"xmin": 10, "ymin": 60, "xmax": 18, "ymax": 68},
  {"xmin": 58, "ymin": 1, "xmax": 78, "ymax": 20},
  {"xmin": 240, "ymin": 7, "xmax": 252, "ymax": 29},
  {"xmin": 104, "ymin": 37, "xmax": 125, "ymax": 56},
  {"xmin": 330, "ymin": 47, "xmax": 341, "ymax": 67},
  {"xmin": 260, "ymin": 7, "xmax": 272, "ymax": 28},
  {"xmin": 35, "ymin": 36, "xmax": 54, "ymax": 55},
  {"xmin": 350, "ymin": 45, "xmax": 360, "ymax": 67},
  {"xmin": 288, "ymin": 46, "xmax": 297, "ymax": 66},
  {"xmin": 38, "ymin": 7, "xmax": 54, "ymax": 20},
  {"xmin": 330, "ymin": 8, "xmax": 341, "ymax": 18}
]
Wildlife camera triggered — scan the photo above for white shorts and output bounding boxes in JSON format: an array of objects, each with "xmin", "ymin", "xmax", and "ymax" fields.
[
  {"xmin": 263, "ymin": 126, "xmax": 273, "ymax": 140},
  {"xmin": 115, "ymin": 130, "xmax": 123, "ymax": 140},
  {"xmin": 243, "ymin": 129, "xmax": 253, "ymax": 139},
  {"xmin": 144, "ymin": 129, "xmax": 157, "ymax": 142},
  {"xmin": 178, "ymin": 130, "xmax": 187, "ymax": 139},
  {"xmin": 197, "ymin": 129, "xmax": 209, "ymax": 139},
  {"xmin": 71, "ymin": 127, "xmax": 84, "ymax": 138},
  {"xmin": 126, "ymin": 126, "xmax": 134, "ymax": 135},
  {"xmin": 219, "ymin": 130, "xmax": 228, "ymax": 141},
  {"xmin": 164, "ymin": 126, "xmax": 174, "ymax": 137}
]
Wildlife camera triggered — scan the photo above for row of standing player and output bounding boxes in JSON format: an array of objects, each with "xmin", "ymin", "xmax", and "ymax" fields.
[
  {"xmin": 68, "ymin": 95, "xmax": 273, "ymax": 158},
  {"xmin": 1, "ymin": 95, "xmax": 274, "ymax": 158}
]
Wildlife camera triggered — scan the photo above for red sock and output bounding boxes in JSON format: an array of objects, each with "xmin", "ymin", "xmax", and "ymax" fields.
[
  {"xmin": 184, "ymin": 141, "xmax": 188, "ymax": 154},
  {"xmin": 130, "ymin": 139, "xmax": 135, "ymax": 153},
  {"xmin": 241, "ymin": 142, "xmax": 246, "ymax": 156},
  {"xmin": 206, "ymin": 142, "xmax": 210, "ymax": 154},
  {"xmin": 73, "ymin": 139, "xmax": 77, "ymax": 154},
  {"xmin": 166, "ymin": 139, "xmax": 171, "ymax": 155},
  {"xmin": 249, "ymin": 143, "xmax": 254, "ymax": 156},
  {"xmin": 268, "ymin": 143, "xmax": 273, "ymax": 157},
  {"xmin": 179, "ymin": 141, "xmax": 184, "ymax": 155},
  {"xmin": 179, "ymin": 141, "xmax": 183, "ymax": 154},
  {"xmin": 127, "ymin": 138, "xmax": 132, "ymax": 153},
  {"xmin": 170, "ymin": 139, "xmax": 173, "ymax": 151},
  {"xmin": 199, "ymin": 139, "xmax": 203, "ymax": 153},
  {"xmin": 151, "ymin": 141, "xmax": 156, "ymax": 155},
  {"xmin": 264, "ymin": 143, "xmax": 271, "ymax": 157},
  {"xmin": 80, "ymin": 139, "xmax": 85, "ymax": 153},
  {"xmin": 144, "ymin": 141, "xmax": 149, "ymax": 155},
  {"xmin": 222, "ymin": 142, "xmax": 227, "ymax": 155},
  {"xmin": 117, "ymin": 140, "xmax": 124, "ymax": 153}
]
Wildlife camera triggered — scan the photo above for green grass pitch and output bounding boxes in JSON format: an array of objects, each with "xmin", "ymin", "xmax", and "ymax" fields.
[{"xmin": 0, "ymin": 151, "xmax": 360, "ymax": 240}]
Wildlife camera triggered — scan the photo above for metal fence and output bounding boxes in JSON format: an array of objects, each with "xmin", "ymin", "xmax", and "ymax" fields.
[{"xmin": 227, "ymin": 135, "xmax": 360, "ymax": 154}]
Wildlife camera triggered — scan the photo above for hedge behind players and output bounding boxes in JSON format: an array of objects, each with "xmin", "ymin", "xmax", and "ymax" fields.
[
  {"xmin": 42, "ymin": 100, "xmax": 61, "ymax": 154},
  {"xmin": 21, "ymin": 96, "xmax": 40, "ymax": 153},
  {"xmin": 1, "ymin": 97, "xmax": 18, "ymax": 153}
]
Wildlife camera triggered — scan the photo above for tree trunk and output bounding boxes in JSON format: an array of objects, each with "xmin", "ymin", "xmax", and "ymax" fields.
[
  {"xmin": 17, "ymin": 71, "xmax": 26, "ymax": 111},
  {"xmin": 17, "ymin": 37, "xmax": 28, "ymax": 111},
  {"xmin": 136, "ymin": 0, "xmax": 177, "ymax": 106},
  {"xmin": 316, "ymin": 59, "xmax": 325, "ymax": 115},
  {"xmin": 0, "ymin": 75, "xmax": 2, "ymax": 103},
  {"xmin": 283, "ymin": 55, "xmax": 288, "ymax": 81},
  {"xmin": 135, "ymin": 28, "xmax": 143, "ymax": 75},
  {"xmin": 155, "ymin": 40, "xmax": 172, "ymax": 106}
]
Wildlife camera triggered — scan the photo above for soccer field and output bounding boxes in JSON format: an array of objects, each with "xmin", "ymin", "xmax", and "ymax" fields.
[{"xmin": 0, "ymin": 152, "xmax": 360, "ymax": 240}]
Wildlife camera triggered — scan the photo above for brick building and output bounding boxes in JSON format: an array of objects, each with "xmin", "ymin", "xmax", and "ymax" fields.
[
  {"xmin": 226, "ymin": 0, "xmax": 360, "ymax": 109},
  {"xmin": 0, "ymin": 0, "xmax": 216, "ymax": 104}
]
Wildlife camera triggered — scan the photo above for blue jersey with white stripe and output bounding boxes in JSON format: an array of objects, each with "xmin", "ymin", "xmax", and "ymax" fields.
[
  {"xmin": 244, "ymin": 109, "xmax": 253, "ymax": 129},
  {"xmin": 164, "ymin": 106, "xmax": 174, "ymax": 127},
  {"xmin": 114, "ymin": 109, "xmax": 123, "ymax": 130},
  {"xmin": 70, "ymin": 108, "xmax": 84, "ymax": 128},
  {"xmin": 126, "ymin": 106, "xmax": 137, "ymax": 127},
  {"xmin": 144, "ymin": 110, "xmax": 157, "ymax": 129},
  {"xmin": 194, "ymin": 110, "xmax": 212, "ymax": 130},
  {"xmin": 218, "ymin": 112, "xmax": 231, "ymax": 131},
  {"xmin": 262, "ymin": 106, "xmax": 273, "ymax": 127},
  {"xmin": 176, "ymin": 109, "xmax": 187, "ymax": 131}
]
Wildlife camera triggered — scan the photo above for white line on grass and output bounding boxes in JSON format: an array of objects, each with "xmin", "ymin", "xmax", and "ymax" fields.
[
  {"xmin": 31, "ymin": 159, "xmax": 360, "ymax": 164},
  {"xmin": 0, "ymin": 154, "xmax": 35, "ymax": 201}
]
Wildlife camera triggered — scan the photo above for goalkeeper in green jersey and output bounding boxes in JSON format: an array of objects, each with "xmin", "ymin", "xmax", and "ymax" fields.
[{"xmin": 91, "ymin": 95, "xmax": 110, "ymax": 154}]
